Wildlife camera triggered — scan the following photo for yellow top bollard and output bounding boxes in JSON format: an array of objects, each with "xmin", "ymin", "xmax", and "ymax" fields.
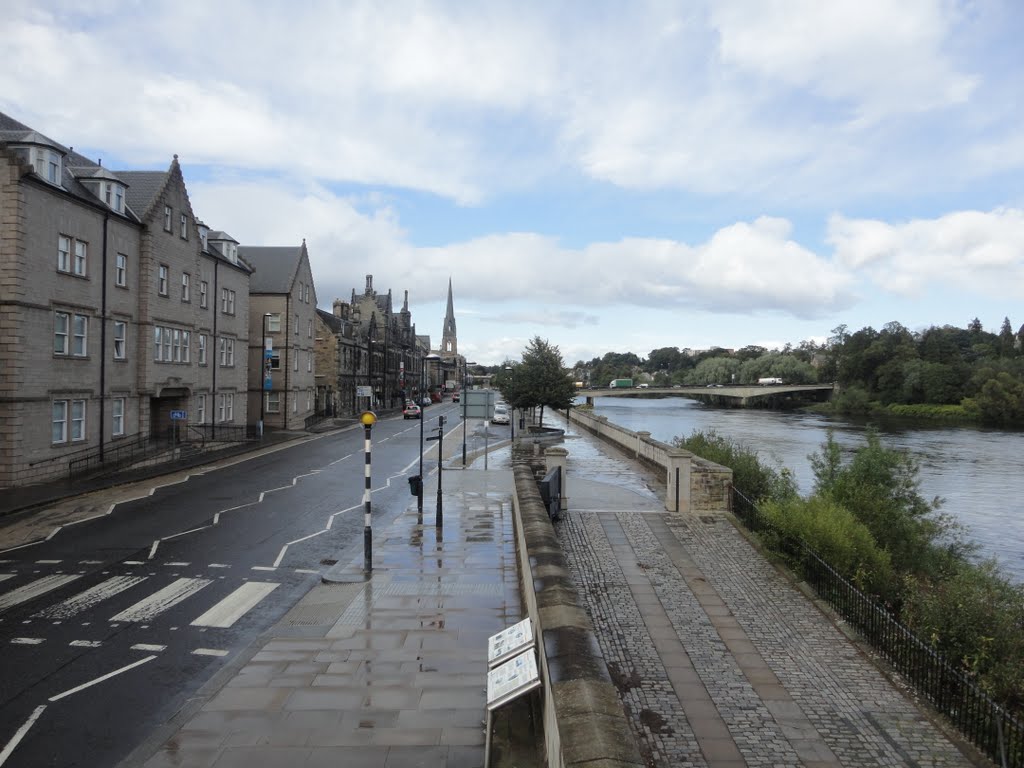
[{"xmin": 360, "ymin": 411, "xmax": 377, "ymax": 427}]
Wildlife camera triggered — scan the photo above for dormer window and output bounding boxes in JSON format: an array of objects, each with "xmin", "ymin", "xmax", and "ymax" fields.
[
  {"xmin": 32, "ymin": 147, "xmax": 62, "ymax": 186},
  {"xmin": 101, "ymin": 181, "xmax": 125, "ymax": 214}
]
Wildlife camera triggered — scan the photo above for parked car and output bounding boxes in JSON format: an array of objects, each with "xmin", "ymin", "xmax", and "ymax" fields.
[
  {"xmin": 421, "ymin": 397, "xmax": 431, "ymax": 407},
  {"xmin": 452, "ymin": 392, "xmax": 460, "ymax": 402},
  {"xmin": 491, "ymin": 405, "xmax": 510, "ymax": 425},
  {"xmin": 403, "ymin": 403, "xmax": 422, "ymax": 419}
]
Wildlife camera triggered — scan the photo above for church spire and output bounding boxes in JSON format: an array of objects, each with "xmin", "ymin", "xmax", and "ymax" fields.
[{"xmin": 441, "ymin": 277, "xmax": 457, "ymax": 356}]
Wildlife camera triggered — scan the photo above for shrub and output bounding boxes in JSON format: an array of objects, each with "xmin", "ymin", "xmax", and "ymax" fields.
[
  {"xmin": 759, "ymin": 495, "xmax": 894, "ymax": 596},
  {"xmin": 673, "ymin": 429, "xmax": 795, "ymax": 504}
]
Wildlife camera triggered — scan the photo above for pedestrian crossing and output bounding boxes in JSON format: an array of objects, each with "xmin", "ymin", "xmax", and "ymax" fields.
[{"xmin": 0, "ymin": 565, "xmax": 299, "ymax": 646}]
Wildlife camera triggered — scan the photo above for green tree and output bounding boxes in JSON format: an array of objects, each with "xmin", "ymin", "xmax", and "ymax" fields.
[
  {"xmin": 689, "ymin": 356, "xmax": 739, "ymax": 385},
  {"xmin": 501, "ymin": 337, "xmax": 576, "ymax": 423}
]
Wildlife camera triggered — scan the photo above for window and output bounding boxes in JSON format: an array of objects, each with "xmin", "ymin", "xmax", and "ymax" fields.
[
  {"xmin": 299, "ymin": 282, "xmax": 305, "ymax": 302},
  {"xmin": 306, "ymin": 389, "xmax": 312, "ymax": 411},
  {"xmin": 266, "ymin": 313, "xmax": 281, "ymax": 333},
  {"xmin": 115, "ymin": 253, "xmax": 127, "ymax": 287},
  {"xmin": 292, "ymin": 392, "xmax": 298, "ymax": 413},
  {"xmin": 52, "ymin": 399, "xmax": 87, "ymax": 443},
  {"xmin": 199, "ymin": 281, "xmax": 208, "ymax": 308},
  {"xmin": 220, "ymin": 288, "xmax": 235, "ymax": 314},
  {"xmin": 158, "ymin": 264, "xmax": 169, "ymax": 296},
  {"xmin": 70, "ymin": 399, "xmax": 86, "ymax": 441},
  {"xmin": 114, "ymin": 185, "xmax": 124, "ymax": 214},
  {"xmin": 111, "ymin": 397, "xmax": 125, "ymax": 436},
  {"xmin": 198, "ymin": 334, "xmax": 207, "ymax": 365},
  {"xmin": 182, "ymin": 331, "xmax": 191, "ymax": 363},
  {"xmin": 113, "ymin": 321, "xmax": 126, "ymax": 360},
  {"xmin": 54, "ymin": 312, "xmax": 69, "ymax": 354},
  {"xmin": 58, "ymin": 236, "xmax": 71, "ymax": 272},
  {"xmin": 294, "ymin": 313, "xmax": 299, "ymax": 335},
  {"xmin": 293, "ymin": 350, "xmax": 298, "ymax": 371},
  {"xmin": 181, "ymin": 273, "xmax": 190, "ymax": 302},
  {"xmin": 73, "ymin": 241, "xmax": 87, "ymax": 276},
  {"xmin": 266, "ymin": 392, "xmax": 281, "ymax": 413},
  {"xmin": 34, "ymin": 148, "xmax": 62, "ymax": 185},
  {"xmin": 307, "ymin": 352, "xmax": 312, "ymax": 372},
  {"xmin": 72, "ymin": 313, "xmax": 88, "ymax": 356},
  {"xmin": 217, "ymin": 393, "xmax": 234, "ymax": 422},
  {"xmin": 219, "ymin": 337, "xmax": 234, "ymax": 366},
  {"xmin": 180, "ymin": 213, "xmax": 188, "ymax": 240},
  {"xmin": 196, "ymin": 394, "xmax": 206, "ymax": 424},
  {"xmin": 52, "ymin": 400, "xmax": 68, "ymax": 443},
  {"xmin": 102, "ymin": 182, "xmax": 123, "ymax": 212},
  {"xmin": 172, "ymin": 329, "xmax": 182, "ymax": 362},
  {"xmin": 307, "ymin": 319, "xmax": 312, "ymax": 339},
  {"xmin": 269, "ymin": 352, "xmax": 280, "ymax": 370},
  {"xmin": 163, "ymin": 206, "xmax": 172, "ymax": 232}
]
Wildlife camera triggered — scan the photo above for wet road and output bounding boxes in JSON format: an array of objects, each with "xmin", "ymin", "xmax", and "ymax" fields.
[{"xmin": 0, "ymin": 403, "xmax": 465, "ymax": 768}]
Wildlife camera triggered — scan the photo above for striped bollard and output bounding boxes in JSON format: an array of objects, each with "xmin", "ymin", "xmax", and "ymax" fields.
[{"xmin": 359, "ymin": 411, "xmax": 377, "ymax": 573}]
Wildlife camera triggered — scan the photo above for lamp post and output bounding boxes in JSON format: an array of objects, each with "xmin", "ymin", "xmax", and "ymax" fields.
[
  {"xmin": 418, "ymin": 353, "xmax": 441, "ymax": 514},
  {"xmin": 504, "ymin": 365, "xmax": 514, "ymax": 442},
  {"xmin": 259, "ymin": 312, "xmax": 273, "ymax": 438},
  {"xmin": 360, "ymin": 410, "xmax": 377, "ymax": 573}
]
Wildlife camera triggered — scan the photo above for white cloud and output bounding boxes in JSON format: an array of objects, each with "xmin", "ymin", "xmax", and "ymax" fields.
[{"xmin": 828, "ymin": 208, "xmax": 1024, "ymax": 297}]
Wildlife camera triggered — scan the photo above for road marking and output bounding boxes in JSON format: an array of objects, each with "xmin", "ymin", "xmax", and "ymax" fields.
[
  {"xmin": 124, "ymin": 561, "xmax": 144, "ymax": 565},
  {"xmin": 78, "ymin": 560, "xmax": 103, "ymax": 565},
  {"xmin": 0, "ymin": 574, "xmax": 81, "ymax": 613},
  {"xmin": 131, "ymin": 643, "xmax": 166, "ymax": 652},
  {"xmin": 110, "ymin": 578, "xmax": 211, "ymax": 623},
  {"xmin": 34, "ymin": 575, "xmax": 147, "ymax": 620},
  {"xmin": 0, "ymin": 704, "xmax": 46, "ymax": 766},
  {"xmin": 192, "ymin": 648, "xmax": 229, "ymax": 657},
  {"xmin": 0, "ymin": 575, "xmax": 14, "ymax": 584},
  {"xmin": 48, "ymin": 655, "xmax": 156, "ymax": 702},
  {"xmin": 251, "ymin": 566, "xmax": 276, "ymax": 571},
  {"xmin": 209, "ymin": 563, "xmax": 230, "ymax": 568},
  {"xmin": 10, "ymin": 638, "xmax": 43, "ymax": 645},
  {"xmin": 69, "ymin": 640, "xmax": 102, "ymax": 648},
  {"xmin": 165, "ymin": 562, "xmax": 190, "ymax": 567},
  {"xmin": 191, "ymin": 582, "xmax": 278, "ymax": 628},
  {"xmin": 295, "ymin": 569, "xmax": 320, "ymax": 575},
  {"xmin": 34, "ymin": 560, "xmax": 61, "ymax": 565}
]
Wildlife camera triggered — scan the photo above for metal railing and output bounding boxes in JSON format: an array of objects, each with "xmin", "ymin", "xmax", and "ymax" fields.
[
  {"xmin": 731, "ymin": 488, "xmax": 1023, "ymax": 768},
  {"xmin": 304, "ymin": 410, "xmax": 331, "ymax": 431},
  {"xmin": 67, "ymin": 434, "xmax": 155, "ymax": 480}
]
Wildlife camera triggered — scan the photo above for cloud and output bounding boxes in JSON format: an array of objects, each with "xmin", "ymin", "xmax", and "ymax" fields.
[{"xmin": 828, "ymin": 208, "xmax": 1024, "ymax": 297}]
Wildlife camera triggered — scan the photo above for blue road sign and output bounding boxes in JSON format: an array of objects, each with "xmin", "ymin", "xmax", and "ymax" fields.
[{"xmin": 170, "ymin": 410, "xmax": 187, "ymax": 420}]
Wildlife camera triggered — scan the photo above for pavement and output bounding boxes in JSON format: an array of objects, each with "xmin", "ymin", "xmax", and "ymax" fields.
[{"xmin": 1, "ymin": 410, "xmax": 985, "ymax": 768}]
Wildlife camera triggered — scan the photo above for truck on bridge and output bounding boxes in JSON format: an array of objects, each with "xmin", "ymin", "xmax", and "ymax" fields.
[
  {"xmin": 609, "ymin": 378, "xmax": 633, "ymax": 388},
  {"xmin": 757, "ymin": 377, "xmax": 784, "ymax": 385}
]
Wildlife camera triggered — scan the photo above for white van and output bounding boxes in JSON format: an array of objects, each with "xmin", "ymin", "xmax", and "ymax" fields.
[{"xmin": 491, "ymin": 404, "xmax": 510, "ymax": 425}]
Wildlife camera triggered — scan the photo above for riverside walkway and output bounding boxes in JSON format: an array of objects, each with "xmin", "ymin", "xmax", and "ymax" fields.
[{"xmin": 550, "ymin": 415, "xmax": 979, "ymax": 767}]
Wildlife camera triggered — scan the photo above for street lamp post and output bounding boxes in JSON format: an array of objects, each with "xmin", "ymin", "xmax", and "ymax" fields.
[
  {"xmin": 504, "ymin": 365, "xmax": 514, "ymax": 442},
  {"xmin": 418, "ymin": 353, "xmax": 441, "ymax": 514}
]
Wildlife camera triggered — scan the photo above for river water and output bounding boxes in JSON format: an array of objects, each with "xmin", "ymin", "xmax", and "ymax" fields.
[{"xmin": 583, "ymin": 396, "xmax": 1024, "ymax": 584}]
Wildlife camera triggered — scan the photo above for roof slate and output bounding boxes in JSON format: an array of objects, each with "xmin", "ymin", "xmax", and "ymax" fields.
[
  {"xmin": 114, "ymin": 170, "xmax": 170, "ymax": 219},
  {"xmin": 239, "ymin": 246, "xmax": 303, "ymax": 293}
]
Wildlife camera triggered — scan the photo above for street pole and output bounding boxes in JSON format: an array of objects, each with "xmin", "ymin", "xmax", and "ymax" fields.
[
  {"xmin": 462, "ymin": 372, "xmax": 468, "ymax": 467},
  {"xmin": 436, "ymin": 415, "xmax": 445, "ymax": 528},
  {"xmin": 418, "ymin": 359, "xmax": 425, "ymax": 514},
  {"xmin": 360, "ymin": 411, "xmax": 377, "ymax": 574},
  {"xmin": 260, "ymin": 313, "xmax": 272, "ymax": 439}
]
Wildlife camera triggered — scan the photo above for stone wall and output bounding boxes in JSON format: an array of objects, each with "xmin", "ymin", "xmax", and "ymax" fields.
[
  {"xmin": 564, "ymin": 408, "xmax": 733, "ymax": 514},
  {"xmin": 511, "ymin": 464, "xmax": 643, "ymax": 768}
]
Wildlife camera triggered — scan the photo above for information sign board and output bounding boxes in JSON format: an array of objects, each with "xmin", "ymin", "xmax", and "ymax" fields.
[
  {"xmin": 486, "ymin": 649, "xmax": 540, "ymax": 711},
  {"xmin": 487, "ymin": 617, "xmax": 533, "ymax": 667},
  {"xmin": 170, "ymin": 410, "xmax": 187, "ymax": 420},
  {"xmin": 356, "ymin": 386, "xmax": 373, "ymax": 398}
]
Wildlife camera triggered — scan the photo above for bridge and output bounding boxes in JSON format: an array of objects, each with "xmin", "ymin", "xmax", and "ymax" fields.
[{"xmin": 576, "ymin": 383, "xmax": 835, "ymax": 408}]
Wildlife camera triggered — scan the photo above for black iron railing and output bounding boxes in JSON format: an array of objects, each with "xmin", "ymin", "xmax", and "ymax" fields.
[
  {"xmin": 67, "ymin": 434, "xmax": 154, "ymax": 480},
  {"xmin": 731, "ymin": 488, "xmax": 1023, "ymax": 768}
]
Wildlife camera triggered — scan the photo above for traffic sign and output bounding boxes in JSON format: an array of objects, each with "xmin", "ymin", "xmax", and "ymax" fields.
[{"xmin": 170, "ymin": 410, "xmax": 187, "ymax": 420}]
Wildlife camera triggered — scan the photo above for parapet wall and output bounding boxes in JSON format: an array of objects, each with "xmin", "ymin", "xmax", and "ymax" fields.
[
  {"xmin": 511, "ymin": 464, "xmax": 644, "ymax": 768},
  {"xmin": 565, "ymin": 408, "xmax": 732, "ymax": 513}
]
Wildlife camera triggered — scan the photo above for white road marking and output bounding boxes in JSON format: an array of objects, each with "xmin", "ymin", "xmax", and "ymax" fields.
[
  {"xmin": 190, "ymin": 582, "xmax": 278, "ymax": 628},
  {"xmin": 48, "ymin": 655, "xmax": 156, "ymax": 702},
  {"xmin": 34, "ymin": 575, "xmax": 147, "ymax": 620},
  {"xmin": 192, "ymin": 648, "xmax": 229, "ymax": 657},
  {"xmin": 110, "ymin": 578, "xmax": 211, "ymax": 622},
  {"xmin": 78, "ymin": 560, "xmax": 103, "ymax": 565},
  {"xmin": 251, "ymin": 566, "xmax": 276, "ymax": 571},
  {"xmin": 209, "ymin": 563, "xmax": 230, "ymax": 568},
  {"xmin": 0, "ymin": 575, "xmax": 14, "ymax": 583},
  {"xmin": 165, "ymin": 562, "xmax": 190, "ymax": 567},
  {"xmin": 131, "ymin": 643, "xmax": 166, "ymax": 652},
  {"xmin": 124, "ymin": 561, "xmax": 144, "ymax": 565},
  {"xmin": 69, "ymin": 640, "xmax": 102, "ymax": 648},
  {"xmin": 10, "ymin": 638, "xmax": 43, "ymax": 645},
  {"xmin": 0, "ymin": 574, "xmax": 81, "ymax": 613},
  {"xmin": 35, "ymin": 560, "xmax": 61, "ymax": 565},
  {"xmin": 0, "ymin": 705, "xmax": 46, "ymax": 766},
  {"xmin": 295, "ymin": 569, "xmax": 320, "ymax": 575}
]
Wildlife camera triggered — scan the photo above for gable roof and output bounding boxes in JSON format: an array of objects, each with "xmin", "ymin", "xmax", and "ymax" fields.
[
  {"xmin": 239, "ymin": 245, "xmax": 305, "ymax": 294},
  {"xmin": 316, "ymin": 308, "xmax": 343, "ymax": 334},
  {"xmin": 114, "ymin": 170, "xmax": 170, "ymax": 219}
]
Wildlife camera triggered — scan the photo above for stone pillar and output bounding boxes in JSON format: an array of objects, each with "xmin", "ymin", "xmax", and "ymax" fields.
[
  {"xmin": 666, "ymin": 448, "xmax": 692, "ymax": 513},
  {"xmin": 545, "ymin": 446, "xmax": 569, "ymax": 512},
  {"xmin": 636, "ymin": 430, "xmax": 651, "ymax": 459}
]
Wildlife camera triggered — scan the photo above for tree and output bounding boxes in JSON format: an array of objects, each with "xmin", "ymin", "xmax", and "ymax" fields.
[{"xmin": 501, "ymin": 337, "xmax": 577, "ymax": 424}]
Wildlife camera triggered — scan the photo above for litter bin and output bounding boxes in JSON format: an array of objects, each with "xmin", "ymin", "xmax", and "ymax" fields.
[{"xmin": 408, "ymin": 475, "xmax": 422, "ymax": 497}]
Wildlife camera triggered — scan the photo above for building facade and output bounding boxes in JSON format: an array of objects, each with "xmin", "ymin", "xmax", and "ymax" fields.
[
  {"xmin": 0, "ymin": 112, "xmax": 250, "ymax": 489},
  {"xmin": 240, "ymin": 243, "xmax": 318, "ymax": 431}
]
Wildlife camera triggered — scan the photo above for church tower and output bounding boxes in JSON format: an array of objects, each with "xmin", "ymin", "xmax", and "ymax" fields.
[{"xmin": 441, "ymin": 277, "xmax": 457, "ymax": 356}]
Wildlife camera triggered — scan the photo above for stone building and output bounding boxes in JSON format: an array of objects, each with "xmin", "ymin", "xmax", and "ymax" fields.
[
  {"xmin": 0, "ymin": 112, "xmax": 250, "ymax": 489},
  {"xmin": 238, "ymin": 243, "xmax": 318, "ymax": 431}
]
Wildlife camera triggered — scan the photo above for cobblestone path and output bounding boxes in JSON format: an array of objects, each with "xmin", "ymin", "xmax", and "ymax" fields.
[{"xmin": 554, "ymin": 430, "xmax": 973, "ymax": 768}]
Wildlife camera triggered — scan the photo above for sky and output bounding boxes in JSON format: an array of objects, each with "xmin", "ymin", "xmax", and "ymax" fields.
[{"xmin": 4, "ymin": 1, "xmax": 1024, "ymax": 366}]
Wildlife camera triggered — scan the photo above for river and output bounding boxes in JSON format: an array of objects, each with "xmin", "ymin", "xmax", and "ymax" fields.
[{"xmin": 583, "ymin": 396, "xmax": 1024, "ymax": 584}]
